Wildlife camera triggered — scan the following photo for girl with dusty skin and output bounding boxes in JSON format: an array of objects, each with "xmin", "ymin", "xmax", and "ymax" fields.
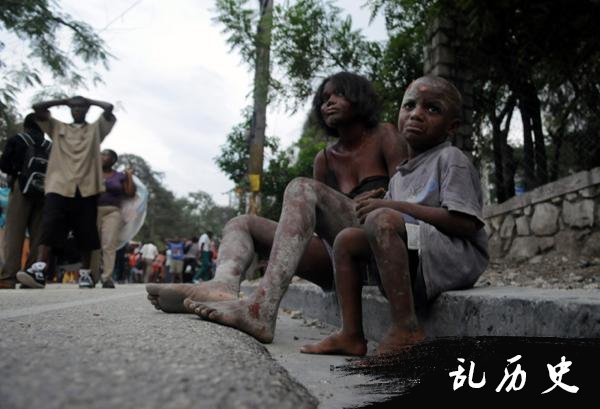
[{"xmin": 147, "ymin": 72, "xmax": 408, "ymax": 343}]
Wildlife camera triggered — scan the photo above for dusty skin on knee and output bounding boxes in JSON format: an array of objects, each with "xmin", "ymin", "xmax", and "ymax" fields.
[{"xmin": 363, "ymin": 208, "xmax": 406, "ymax": 239}]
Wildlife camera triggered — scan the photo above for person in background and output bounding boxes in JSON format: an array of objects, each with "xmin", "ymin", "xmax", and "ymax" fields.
[
  {"xmin": 17, "ymin": 96, "xmax": 116, "ymax": 289},
  {"xmin": 151, "ymin": 250, "xmax": 167, "ymax": 283},
  {"xmin": 165, "ymin": 238, "xmax": 184, "ymax": 283},
  {"xmin": 91, "ymin": 149, "xmax": 135, "ymax": 288},
  {"xmin": 164, "ymin": 246, "xmax": 173, "ymax": 283},
  {"xmin": 183, "ymin": 236, "xmax": 200, "ymax": 283},
  {"xmin": 139, "ymin": 241, "xmax": 158, "ymax": 283},
  {"xmin": 0, "ymin": 113, "xmax": 51, "ymax": 289},
  {"xmin": 198, "ymin": 231, "xmax": 213, "ymax": 281},
  {"xmin": 113, "ymin": 244, "xmax": 128, "ymax": 283}
]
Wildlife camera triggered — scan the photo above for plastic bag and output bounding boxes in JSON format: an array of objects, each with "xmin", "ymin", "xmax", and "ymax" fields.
[{"xmin": 118, "ymin": 175, "xmax": 148, "ymax": 249}]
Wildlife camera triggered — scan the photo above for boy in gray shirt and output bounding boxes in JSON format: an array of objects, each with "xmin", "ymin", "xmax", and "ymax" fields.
[{"xmin": 301, "ymin": 75, "xmax": 488, "ymax": 357}]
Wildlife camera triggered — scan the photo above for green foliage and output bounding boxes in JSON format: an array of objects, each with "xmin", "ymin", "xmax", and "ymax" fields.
[
  {"xmin": 213, "ymin": 0, "xmax": 257, "ymax": 64},
  {"xmin": 0, "ymin": 0, "xmax": 111, "ymax": 108},
  {"xmin": 0, "ymin": 103, "xmax": 20, "ymax": 151},
  {"xmin": 215, "ymin": 0, "xmax": 383, "ymax": 112}
]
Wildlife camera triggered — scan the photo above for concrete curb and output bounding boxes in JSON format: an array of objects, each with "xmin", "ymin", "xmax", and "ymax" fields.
[{"xmin": 242, "ymin": 282, "xmax": 600, "ymax": 341}]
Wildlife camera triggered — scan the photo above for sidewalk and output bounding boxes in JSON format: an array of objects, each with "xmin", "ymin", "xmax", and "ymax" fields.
[{"xmin": 253, "ymin": 280, "xmax": 600, "ymax": 341}]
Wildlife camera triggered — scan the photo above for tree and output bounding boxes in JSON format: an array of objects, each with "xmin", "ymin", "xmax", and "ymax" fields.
[
  {"xmin": 247, "ymin": 0, "xmax": 273, "ymax": 214},
  {"xmin": 0, "ymin": 103, "xmax": 20, "ymax": 150},
  {"xmin": 0, "ymin": 0, "xmax": 110, "ymax": 107},
  {"xmin": 0, "ymin": 0, "xmax": 111, "ymax": 144},
  {"xmin": 215, "ymin": 0, "xmax": 378, "ymax": 110}
]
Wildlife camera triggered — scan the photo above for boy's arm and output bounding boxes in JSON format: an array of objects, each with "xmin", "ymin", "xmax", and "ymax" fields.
[{"xmin": 356, "ymin": 198, "xmax": 479, "ymax": 237}]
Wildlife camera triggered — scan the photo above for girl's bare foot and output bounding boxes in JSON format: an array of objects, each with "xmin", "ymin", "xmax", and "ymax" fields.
[
  {"xmin": 375, "ymin": 326, "xmax": 425, "ymax": 355},
  {"xmin": 300, "ymin": 332, "xmax": 367, "ymax": 356},
  {"xmin": 184, "ymin": 298, "xmax": 276, "ymax": 343},
  {"xmin": 146, "ymin": 282, "xmax": 237, "ymax": 313}
]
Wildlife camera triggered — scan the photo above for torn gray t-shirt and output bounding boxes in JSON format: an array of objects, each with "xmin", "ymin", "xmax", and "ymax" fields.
[{"xmin": 385, "ymin": 141, "xmax": 489, "ymax": 301}]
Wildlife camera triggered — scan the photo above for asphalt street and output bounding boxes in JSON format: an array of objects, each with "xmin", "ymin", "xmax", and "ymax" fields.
[{"xmin": 0, "ymin": 284, "xmax": 390, "ymax": 409}]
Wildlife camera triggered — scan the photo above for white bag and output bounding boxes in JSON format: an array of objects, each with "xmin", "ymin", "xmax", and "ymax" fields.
[{"xmin": 117, "ymin": 175, "xmax": 148, "ymax": 249}]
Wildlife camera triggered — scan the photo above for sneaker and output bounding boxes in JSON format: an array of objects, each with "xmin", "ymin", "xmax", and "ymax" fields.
[
  {"xmin": 16, "ymin": 262, "xmax": 46, "ymax": 289},
  {"xmin": 102, "ymin": 279, "xmax": 115, "ymax": 289},
  {"xmin": 78, "ymin": 269, "xmax": 95, "ymax": 289}
]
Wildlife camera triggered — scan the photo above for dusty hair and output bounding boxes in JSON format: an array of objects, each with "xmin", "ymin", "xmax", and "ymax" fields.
[
  {"xmin": 312, "ymin": 72, "xmax": 380, "ymax": 137},
  {"xmin": 409, "ymin": 75, "xmax": 462, "ymax": 119}
]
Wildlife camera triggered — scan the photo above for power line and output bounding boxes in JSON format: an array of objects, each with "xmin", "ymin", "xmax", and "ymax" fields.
[{"xmin": 99, "ymin": 0, "xmax": 144, "ymax": 33}]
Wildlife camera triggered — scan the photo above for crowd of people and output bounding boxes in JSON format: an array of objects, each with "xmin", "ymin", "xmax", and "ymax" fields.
[
  {"xmin": 123, "ymin": 234, "xmax": 217, "ymax": 284},
  {"xmin": 0, "ymin": 72, "xmax": 489, "ymax": 356}
]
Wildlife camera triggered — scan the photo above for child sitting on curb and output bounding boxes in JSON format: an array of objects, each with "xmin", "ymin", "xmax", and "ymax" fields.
[{"xmin": 301, "ymin": 75, "xmax": 489, "ymax": 356}]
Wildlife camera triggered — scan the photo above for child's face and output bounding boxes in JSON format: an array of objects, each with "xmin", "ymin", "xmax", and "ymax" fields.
[
  {"xmin": 320, "ymin": 81, "xmax": 353, "ymax": 128},
  {"xmin": 397, "ymin": 79, "xmax": 459, "ymax": 154}
]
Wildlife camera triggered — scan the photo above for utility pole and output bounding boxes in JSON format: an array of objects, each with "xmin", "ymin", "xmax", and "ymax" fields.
[{"xmin": 247, "ymin": 0, "xmax": 273, "ymax": 215}]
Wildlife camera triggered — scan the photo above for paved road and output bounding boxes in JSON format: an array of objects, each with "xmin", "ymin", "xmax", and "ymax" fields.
[{"xmin": 0, "ymin": 284, "xmax": 389, "ymax": 409}]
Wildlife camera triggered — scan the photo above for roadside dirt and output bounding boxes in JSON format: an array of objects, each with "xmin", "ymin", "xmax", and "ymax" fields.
[{"xmin": 475, "ymin": 254, "xmax": 600, "ymax": 290}]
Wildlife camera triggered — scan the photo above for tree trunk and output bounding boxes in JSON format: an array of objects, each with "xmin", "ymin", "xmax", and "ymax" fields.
[
  {"xmin": 248, "ymin": 0, "xmax": 274, "ymax": 215},
  {"xmin": 527, "ymin": 84, "xmax": 548, "ymax": 185},
  {"xmin": 549, "ymin": 131, "xmax": 562, "ymax": 181},
  {"xmin": 491, "ymin": 114, "xmax": 506, "ymax": 202},
  {"xmin": 518, "ymin": 98, "xmax": 536, "ymax": 190},
  {"xmin": 501, "ymin": 103, "xmax": 516, "ymax": 199}
]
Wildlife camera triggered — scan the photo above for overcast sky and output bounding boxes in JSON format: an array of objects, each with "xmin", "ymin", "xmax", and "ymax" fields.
[{"xmin": 12, "ymin": 0, "xmax": 387, "ymax": 206}]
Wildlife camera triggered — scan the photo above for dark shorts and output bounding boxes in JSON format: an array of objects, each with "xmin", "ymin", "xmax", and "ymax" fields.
[{"xmin": 40, "ymin": 191, "xmax": 100, "ymax": 252}]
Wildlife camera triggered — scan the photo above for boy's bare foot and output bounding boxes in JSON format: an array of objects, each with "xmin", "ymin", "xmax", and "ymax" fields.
[
  {"xmin": 183, "ymin": 298, "xmax": 276, "ymax": 343},
  {"xmin": 300, "ymin": 332, "xmax": 367, "ymax": 356},
  {"xmin": 146, "ymin": 282, "xmax": 238, "ymax": 313},
  {"xmin": 375, "ymin": 326, "xmax": 426, "ymax": 355}
]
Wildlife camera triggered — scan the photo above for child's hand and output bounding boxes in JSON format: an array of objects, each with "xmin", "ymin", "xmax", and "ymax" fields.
[
  {"xmin": 355, "ymin": 198, "xmax": 388, "ymax": 223},
  {"xmin": 352, "ymin": 187, "xmax": 386, "ymax": 203}
]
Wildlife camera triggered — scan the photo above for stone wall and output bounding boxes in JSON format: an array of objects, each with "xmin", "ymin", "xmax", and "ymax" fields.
[{"xmin": 484, "ymin": 167, "xmax": 600, "ymax": 262}]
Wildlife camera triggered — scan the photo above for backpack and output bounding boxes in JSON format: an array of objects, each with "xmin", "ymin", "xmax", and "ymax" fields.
[{"xmin": 17, "ymin": 132, "xmax": 51, "ymax": 200}]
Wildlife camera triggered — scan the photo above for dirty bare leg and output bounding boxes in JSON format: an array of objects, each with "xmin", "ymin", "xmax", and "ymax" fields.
[
  {"xmin": 301, "ymin": 227, "xmax": 370, "ymax": 356},
  {"xmin": 146, "ymin": 215, "xmax": 276, "ymax": 313},
  {"xmin": 185, "ymin": 177, "xmax": 358, "ymax": 343},
  {"xmin": 364, "ymin": 209, "xmax": 425, "ymax": 354}
]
